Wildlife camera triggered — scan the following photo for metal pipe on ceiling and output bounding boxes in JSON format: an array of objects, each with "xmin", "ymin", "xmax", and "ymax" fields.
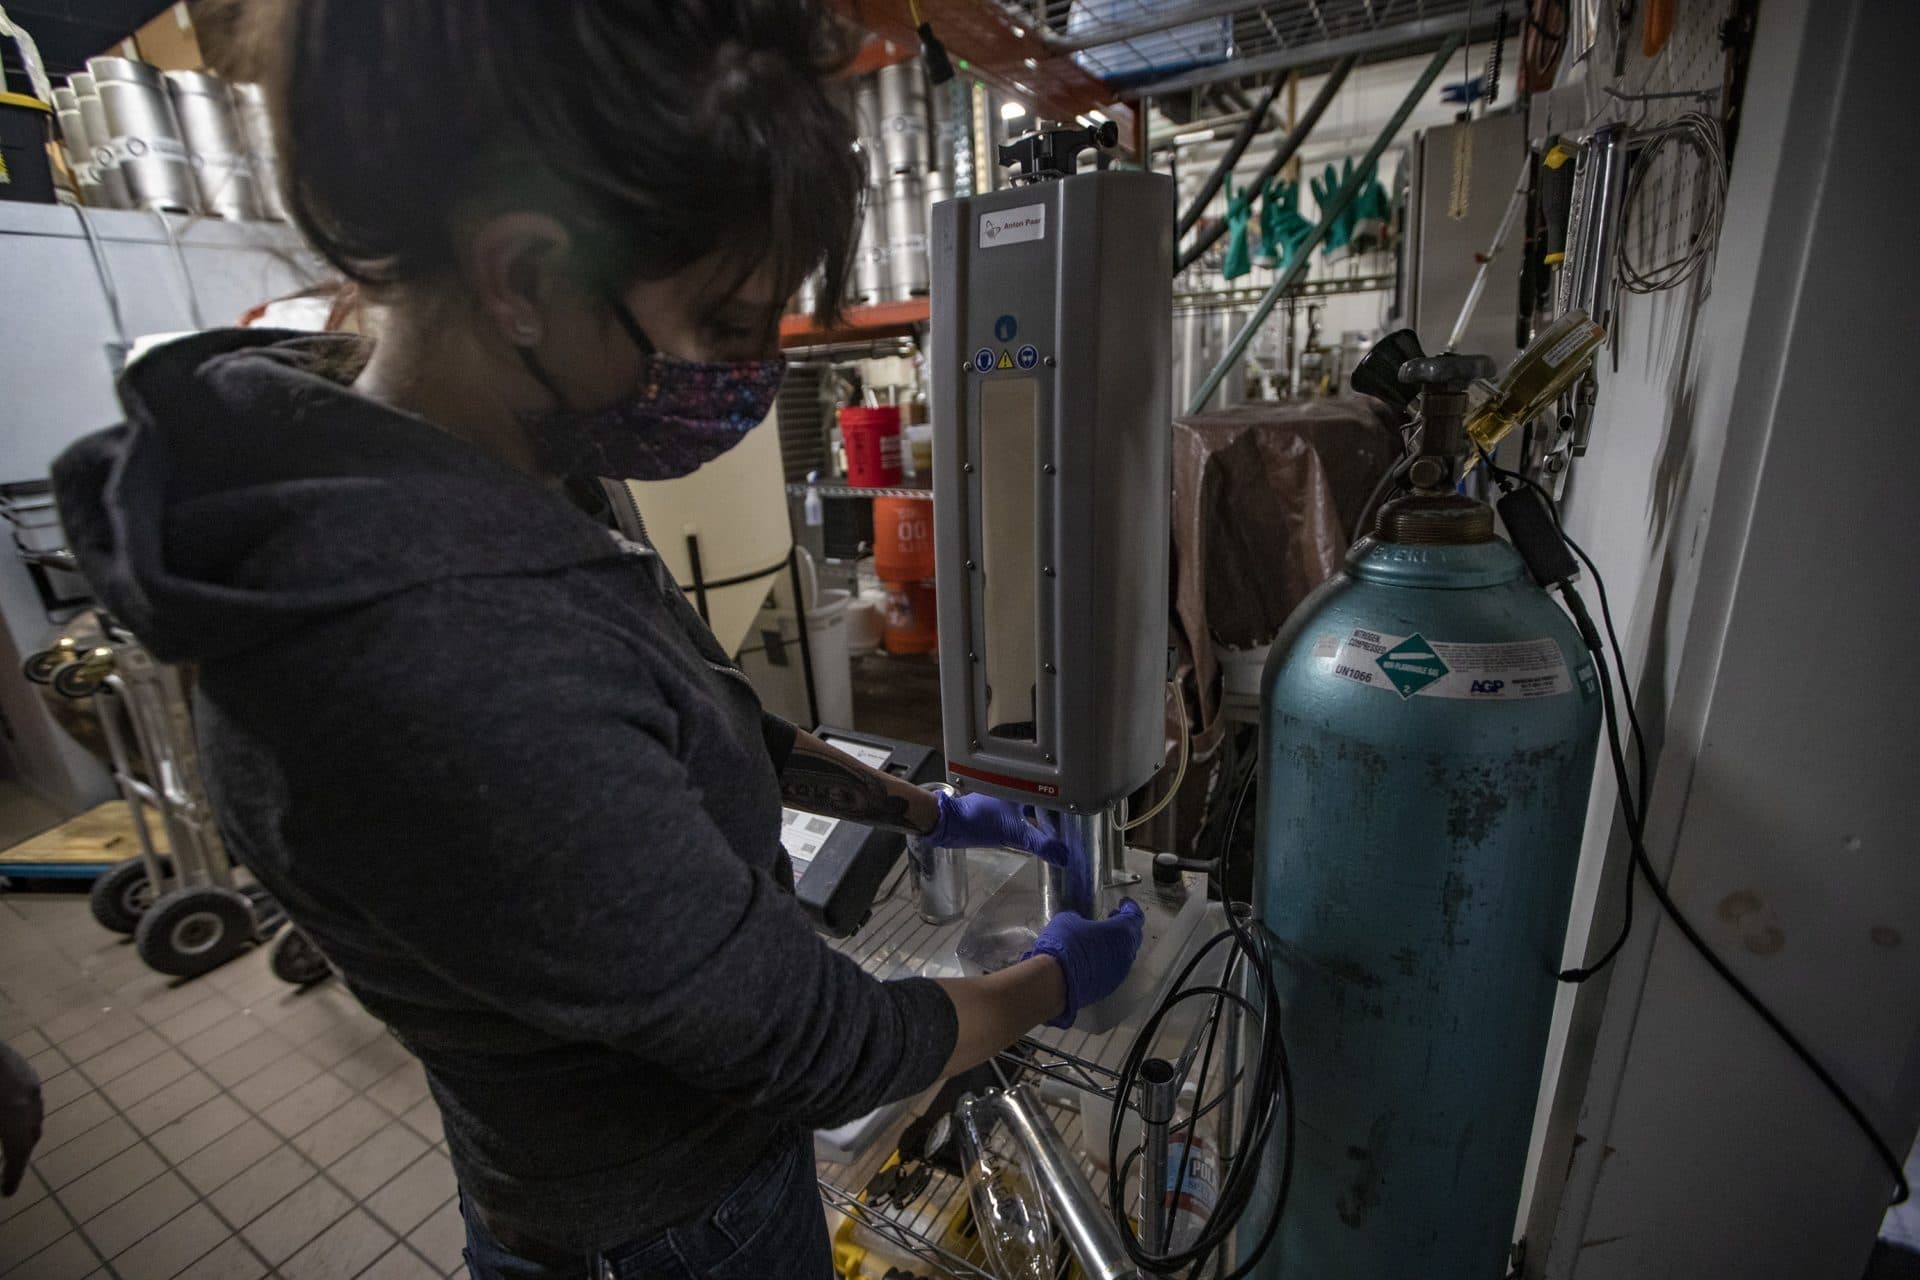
[
  {"xmin": 1130, "ymin": 13, "xmax": 1501, "ymax": 98},
  {"xmin": 1185, "ymin": 33, "xmax": 1463, "ymax": 413},
  {"xmin": 1176, "ymin": 54, "xmax": 1354, "ymax": 273},
  {"xmin": 1178, "ymin": 74, "xmax": 1288, "ymax": 237},
  {"xmin": 1039, "ymin": 0, "xmax": 1265, "ymax": 54}
]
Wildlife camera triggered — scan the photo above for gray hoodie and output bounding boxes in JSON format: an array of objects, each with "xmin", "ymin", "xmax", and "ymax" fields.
[{"xmin": 51, "ymin": 329, "xmax": 956, "ymax": 1250}]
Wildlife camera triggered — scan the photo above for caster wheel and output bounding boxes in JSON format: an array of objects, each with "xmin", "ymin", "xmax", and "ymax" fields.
[
  {"xmin": 270, "ymin": 929, "xmax": 332, "ymax": 987},
  {"xmin": 89, "ymin": 856, "xmax": 171, "ymax": 935},
  {"xmin": 134, "ymin": 886, "xmax": 255, "ymax": 978},
  {"xmin": 22, "ymin": 646, "xmax": 70, "ymax": 685},
  {"xmin": 52, "ymin": 657, "xmax": 109, "ymax": 699}
]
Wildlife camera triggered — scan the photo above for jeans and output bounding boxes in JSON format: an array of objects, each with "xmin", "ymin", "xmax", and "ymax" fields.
[{"xmin": 460, "ymin": 1134, "xmax": 833, "ymax": 1280}]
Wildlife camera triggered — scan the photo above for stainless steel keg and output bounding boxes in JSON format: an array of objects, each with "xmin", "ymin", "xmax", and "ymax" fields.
[
  {"xmin": 87, "ymin": 57, "xmax": 200, "ymax": 213},
  {"xmin": 883, "ymin": 171, "xmax": 928, "ymax": 300},
  {"xmin": 228, "ymin": 83, "xmax": 288, "ymax": 221},
  {"xmin": 69, "ymin": 72, "xmax": 131, "ymax": 208},
  {"xmin": 51, "ymin": 86, "xmax": 105, "ymax": 206},
  {"xmin": 851, "ymin": 75, "xmax": 887, "ymax": 188},
  {"xmin": 922, "ymin": 167, "xmax": 952, "ymax": 243},
  {"xmin": 853, "ymin": 184, "xmax": 891, "ymax": 307},
  {"xmin": 165, "ymin": 71, "xmax": 259, "ymax": 220},
  {"xmin": 876, "ymin": 61, "xmax": 931, "ymax": 175}
]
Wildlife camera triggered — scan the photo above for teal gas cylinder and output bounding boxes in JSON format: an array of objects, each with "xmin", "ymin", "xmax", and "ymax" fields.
[{"xmin": 1252, "ymin": 494, "xmax": 1600, "ymax": 1278}]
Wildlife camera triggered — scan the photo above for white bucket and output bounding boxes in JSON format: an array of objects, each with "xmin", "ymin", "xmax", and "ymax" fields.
[{"xmin": 806, "ymin": 589, "xmax": 854, "ymax": 728}]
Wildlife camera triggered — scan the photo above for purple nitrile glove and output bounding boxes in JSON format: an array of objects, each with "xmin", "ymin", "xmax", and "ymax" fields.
[
  {"xmin": 1022, "ymin": 899, "xmax": 1146, "ymax": 1029},
  {"xmin": 927, "ymin": 792, "xmax": 1070, "ymax": 867}
]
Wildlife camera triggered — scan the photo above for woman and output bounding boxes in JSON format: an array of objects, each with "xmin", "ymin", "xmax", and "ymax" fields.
[{"xmin": 53, "ymin": 3, "xmax": 1144, "ymax": 1277}]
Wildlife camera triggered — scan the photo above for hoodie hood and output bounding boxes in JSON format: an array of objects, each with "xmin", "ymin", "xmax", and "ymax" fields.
[{"xmin": 52, "ymin": 328, "xmax": 628, "ymax": 663}]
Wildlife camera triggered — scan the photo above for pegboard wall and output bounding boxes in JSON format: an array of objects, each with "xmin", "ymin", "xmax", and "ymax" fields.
[{"xmin": 1589, "ymin": 0, "xmax": 1739, "ymax": 297}]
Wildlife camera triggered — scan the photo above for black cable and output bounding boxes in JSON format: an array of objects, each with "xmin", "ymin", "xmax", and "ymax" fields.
[
  {"xmin": 1107, "ymin": 757, "xmax": 1295, "ymax": 1280},
  {"xmin": 1480, "ymin": 450, "xmax": 1911, "ymax": 1206},
  {"xmin": 1175, "ymin": 57, "xmax": 1356, "ymax": 274},
  {"xmin": 1177, "ymin": 77, "xmax": 1286, "ymax": 240}
]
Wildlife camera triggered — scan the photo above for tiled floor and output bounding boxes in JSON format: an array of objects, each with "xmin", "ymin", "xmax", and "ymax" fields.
[{"xmin": 0, "ymin": 889, "xmax": 465, "ymax": 1280}]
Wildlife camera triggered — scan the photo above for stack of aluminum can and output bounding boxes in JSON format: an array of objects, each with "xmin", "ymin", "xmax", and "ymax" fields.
[{"xmin": 51, "ymin": 56, "xmax": 287, "ymax": 221}]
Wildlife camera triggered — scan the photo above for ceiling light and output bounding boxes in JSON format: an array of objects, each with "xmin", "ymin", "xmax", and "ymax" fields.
[{"xmin": 1001, "ymin": 101, "xmax": 1029, "ymax": 120}]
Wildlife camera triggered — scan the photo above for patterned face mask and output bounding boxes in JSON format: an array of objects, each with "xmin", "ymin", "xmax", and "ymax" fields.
[{"xmin": 516, "ymin": 299, "xmax": 786, "ymax": 481}]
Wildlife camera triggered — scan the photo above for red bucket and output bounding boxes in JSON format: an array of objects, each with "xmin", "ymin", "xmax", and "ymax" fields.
[{"xmin": 841, "ymin": 405, "xmax": 902, "ymax": 487}]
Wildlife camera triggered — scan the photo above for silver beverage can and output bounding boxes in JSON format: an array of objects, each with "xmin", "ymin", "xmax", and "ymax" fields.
[{"xmin": 908, "ymin": 784, "xmax": 967, "ymax": 924}]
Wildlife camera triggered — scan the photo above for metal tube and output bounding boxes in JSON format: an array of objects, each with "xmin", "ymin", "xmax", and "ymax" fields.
[
  {"xmin": 1175, "ymin": 56, "xmax": 1354, "ymax": 273},
  {"xmin": 1130, "ymin": 14, "xmax": 1499, "ymax": 97},
  {"xmin": 1041, "ymin": 0, "xmax": 1259, "ymax": 54},
  {"xmin": 1176, "ymin": 75, "xmax": 1286, "ymax": 238},
  {"xmin": 1137, "ymin": 1057, "xmax": 1179, "ymax": 1253},
  {"xmin": 1040, "ymin": 808, "xmax": 1124, "ymax": 919},
  {"xmin": 996, "ymin": 1085, "xmax": 1138, "ymax": 1280},
  {"xmin": 1447, "ymin": 154, "xmax": 1534, "ymax": 350},
  {"xmin": 1186, "ymin": 36, "xmax": 1463, "ymax": 414}
]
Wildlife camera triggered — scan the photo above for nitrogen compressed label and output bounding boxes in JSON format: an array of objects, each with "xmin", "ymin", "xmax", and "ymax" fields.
[{"xmin": 1311, "ymin": 627, "xmax": 1572, "ymax": 701}]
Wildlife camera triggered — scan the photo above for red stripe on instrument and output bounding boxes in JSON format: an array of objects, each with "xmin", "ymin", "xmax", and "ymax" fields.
[{"xmin": 948, "ymin": 762, "xmax": 1060, "ymax": 797}]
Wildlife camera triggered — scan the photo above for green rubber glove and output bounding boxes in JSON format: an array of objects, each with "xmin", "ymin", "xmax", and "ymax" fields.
[
  {"xmin": 1310, "ymin": 162, "xmax": 1355, "ymax": 260},
  {"xmin": 1350, "ymin": 163, "xmax": 1392, "ymax": 254},
  {"xmin": 1222, "ymin": 174, "xmax": 1253, "ymax": 280},
  {"xmin": 1262, "ymin": 180, "xmax": 1314, "ymax": 270}
]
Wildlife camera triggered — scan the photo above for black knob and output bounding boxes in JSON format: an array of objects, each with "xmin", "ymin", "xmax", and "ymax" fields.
[
  {"xmin": 998, "ymin": 123, "xmax": 1118, "ymax": 181},
  {"xmin": 1398, "ymin": 352, "xmax": 1497, "ymax": 392},
  {"xmin": 1350, "ymin": 329, "xmax": 1427, "ymax": 411}
]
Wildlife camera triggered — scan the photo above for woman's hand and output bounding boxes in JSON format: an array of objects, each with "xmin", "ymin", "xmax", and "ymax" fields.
[
  {"xmin": 926, "ymin": 792, "xmax": 1069, "ymax": 866},
  {"xmin": 1022, "ymin": 901, "xmax": 1146, "ymax": 1028}
]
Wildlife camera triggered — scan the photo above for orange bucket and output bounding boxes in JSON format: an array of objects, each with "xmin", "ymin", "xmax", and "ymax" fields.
[
  {"xmin": 872, "ymin": 496, "xmax": 936, "ymax": 583},
  {"xmin": 882, "ymin": 580, "xmax": 939, "ymax": 655}
]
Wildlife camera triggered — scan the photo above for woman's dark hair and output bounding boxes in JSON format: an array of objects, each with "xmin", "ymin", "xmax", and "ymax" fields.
[{"xmin": 254, "ymin": 1, "xmax": 861, "ymax": 319}]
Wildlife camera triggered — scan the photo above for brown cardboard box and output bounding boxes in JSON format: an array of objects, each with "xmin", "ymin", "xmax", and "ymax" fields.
[{"xmin": 132, "ymin": 4, "xmax": 203, "ymax": 71}]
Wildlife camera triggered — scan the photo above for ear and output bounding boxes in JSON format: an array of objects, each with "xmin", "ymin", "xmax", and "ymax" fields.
[{"xmin": 461, "ymin": 212, "xmax": 575, "ymax": 348}]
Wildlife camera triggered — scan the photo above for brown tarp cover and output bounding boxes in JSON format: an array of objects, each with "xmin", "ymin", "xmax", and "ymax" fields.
[{"xmin": 1171, "ymin": 395, "xmax": 1402, "ymax": 745}]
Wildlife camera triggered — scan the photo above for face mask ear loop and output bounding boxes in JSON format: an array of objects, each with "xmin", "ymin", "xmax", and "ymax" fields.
[
  {"xmin": 514, "ymin": 344, "xmax": 572, "ymax": 412},
  {"xmin": 608, "ymin": 296, "xmax": 659, "ymax": 360}
]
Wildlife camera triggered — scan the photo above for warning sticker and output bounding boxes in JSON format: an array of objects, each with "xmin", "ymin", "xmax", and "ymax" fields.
[
  {"xmin": 1310, "ymin": 627, "xmax": 1572, "ymax": 701},
  {"xmin": 996, "ymin": 349, "xmax": 1015, "ymax": 370}
]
